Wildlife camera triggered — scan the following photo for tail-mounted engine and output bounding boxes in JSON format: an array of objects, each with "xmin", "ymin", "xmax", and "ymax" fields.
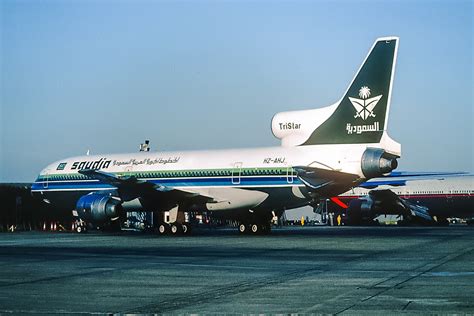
[
  {"xmin": 75, "ymin": 193, "xmax": 123, "ymax": 223},
  {"xmin": 361, "ymin": 148, "xmax": 398, "ymax": 178}
]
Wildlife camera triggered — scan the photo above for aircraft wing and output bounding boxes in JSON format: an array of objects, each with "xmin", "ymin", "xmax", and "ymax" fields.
[
  {"xmin": 359, "ymin": 171, "xmax": 469, "ymax": 189},
  {"xmin": 368, "ymin": 189, "xmax": 433, "ymax": 222},
  {"xmin": 407, "ymin": 203, "xmax": 433, "ymax": 221},
  {"xmin": 78, "ymin": 169, "xmax": 214, "ymax": 203},
  {"xmin": 294, "ymin": 166, "xmax": 359, "ymax": 193}
]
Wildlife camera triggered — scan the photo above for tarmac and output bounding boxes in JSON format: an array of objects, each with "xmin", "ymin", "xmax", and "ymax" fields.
[{"xmin": 0, "ymin": 226, "xmax": 473, "ymax": 314}]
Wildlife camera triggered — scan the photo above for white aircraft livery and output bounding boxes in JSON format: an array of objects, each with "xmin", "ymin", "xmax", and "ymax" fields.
[{"xmin": 31, "ymin": 37, "xmax": 401, "ymax": 234}]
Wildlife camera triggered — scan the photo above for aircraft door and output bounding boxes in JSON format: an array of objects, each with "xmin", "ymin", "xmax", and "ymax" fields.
[
  {"xmin": 232, "ymin": 162, "xmax": 242, "ymax": 185},
  {"xmin": 403, "ymin": 187, "xmax": 410, "ymax": 199},
  {"xmin": 43, "ymin": 170, "xmax": 50, "ymax": 189},
  {"xmin": 446, "ymin": 183, "xmax": 454, "ymax": 198},
  {"xmin": 286, "ymin": 165, "xmax": 295, "ymax": 184},
  {"xmin": 446, "ymin": 190, "xmax": 452, "ymax": 199}
]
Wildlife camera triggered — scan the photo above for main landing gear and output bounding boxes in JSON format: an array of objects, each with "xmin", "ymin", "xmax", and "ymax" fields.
[
  {"xmin": 156, "ymin": 206, "xmax": 192, "ymax": 235},
  {"xmin": 73, "ymin": 219, "xmax": 87, "ymax": 233},
  {"xmin": 157, "ymin": 222, "xmax": 192, "ymax": 235},
  {"xmin": 238, "ymin": 222, "xmax": 271, "ymax": 235}
]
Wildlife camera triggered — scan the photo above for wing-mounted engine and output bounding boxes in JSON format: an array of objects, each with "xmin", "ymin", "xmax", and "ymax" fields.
[
  {"xmin": 346, "ymin": 189, "xmax": 432, "ymax": 224},
  {"xmin": 75, "ymin": 192, "xmax": 123, "ymax": 223}
]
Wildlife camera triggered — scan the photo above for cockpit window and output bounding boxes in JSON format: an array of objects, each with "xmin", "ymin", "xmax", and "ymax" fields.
[{"xmin": 56, "ymin": 162, "xmax": 67, "ymax": 170}]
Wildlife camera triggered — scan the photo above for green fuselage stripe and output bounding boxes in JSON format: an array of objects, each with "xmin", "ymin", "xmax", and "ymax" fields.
[{"xmin": 37, "ymin": 167, "xmax": 294, "ymax": 182}]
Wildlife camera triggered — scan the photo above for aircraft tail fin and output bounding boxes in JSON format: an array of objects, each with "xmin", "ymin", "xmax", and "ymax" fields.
[
  {"xmin": 271, "ymin": 37, "xmax": 399, "ymax": 147},
  {"xmin": 302, "ymin": 37, "xmax": 398, "ymax": 145}
]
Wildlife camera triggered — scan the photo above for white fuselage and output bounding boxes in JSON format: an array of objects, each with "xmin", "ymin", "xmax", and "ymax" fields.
[
  {"xmin": 343, "ymin": 175, "xmax": 474, "ymax": 198},
  {"xmin": 36, "ymin": 144, "xmax": 375, "ymax": 180},
  {"xmin": 31, "ymin": 143, "xmax": 378, "ymax": 215}
]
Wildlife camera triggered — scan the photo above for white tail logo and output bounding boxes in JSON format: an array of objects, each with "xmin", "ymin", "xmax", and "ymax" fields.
[{"xmin": 349, "ymin": 86, "xmax": 382, "ymax": 120}]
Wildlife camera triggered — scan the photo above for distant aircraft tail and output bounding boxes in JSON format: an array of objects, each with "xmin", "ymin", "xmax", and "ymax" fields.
[{"xmin": 272, "ymin": 37, "xmax": 399, "ymax": 147}]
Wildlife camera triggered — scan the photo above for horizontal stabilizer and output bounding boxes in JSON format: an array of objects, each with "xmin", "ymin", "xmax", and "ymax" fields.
[
  {"xmin": 386, "ymin": 171, "xmax": 469, "ymax": 178},
  {"xmin": 359, "ymin": 179, "xmax": 407, "ymax": 189},
  {"xmin": 359, "ymin": 171, "xmax": 470, "ymax": 188}
]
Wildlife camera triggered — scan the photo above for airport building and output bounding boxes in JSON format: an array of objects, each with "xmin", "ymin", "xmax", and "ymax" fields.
[{"xmin": 0, "ymin": 184, "xmax": 56, "ymax": 231}]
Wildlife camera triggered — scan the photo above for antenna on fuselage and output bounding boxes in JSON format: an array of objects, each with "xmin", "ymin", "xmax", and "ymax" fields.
[{"xmin": 139, "ymin": 140, "xmax": 150, "ymax": 152}]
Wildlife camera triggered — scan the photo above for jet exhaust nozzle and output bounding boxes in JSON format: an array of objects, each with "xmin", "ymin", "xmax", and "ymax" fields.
[{"xmin": 361, "ymin": 148, "xmax": 398, "ymax": 178}]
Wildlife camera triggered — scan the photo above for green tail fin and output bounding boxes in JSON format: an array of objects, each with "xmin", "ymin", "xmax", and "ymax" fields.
[{"xmin": 302, "ymin": 37, "xmax": 398, "ymax": 145}]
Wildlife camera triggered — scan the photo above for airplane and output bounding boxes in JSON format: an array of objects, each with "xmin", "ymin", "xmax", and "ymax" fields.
[
  {"xmin": 31, "ymin": 36, "xmax": 402, "ymax": 235},
  {"xmin": 328, "ymin": 173, "xmax": 474, "ymax": 225}
]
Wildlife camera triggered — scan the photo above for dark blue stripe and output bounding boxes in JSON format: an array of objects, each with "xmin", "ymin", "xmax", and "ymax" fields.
[
  {"xmin": 32, "ymin": 176, "xmax": 302, "ymax": 191},
  {"xmin": 359, "ymin": 179, "xmax": 406, "ymax": 188}
]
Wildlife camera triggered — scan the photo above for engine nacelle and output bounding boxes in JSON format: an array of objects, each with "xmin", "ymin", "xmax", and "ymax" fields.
[
  {"xmin": 361, "ymin": 148, "xmax": 398, "ymax": 178},
  {"xmin": 346, "ymin": 189, "xmax": 410, "ymax": 225},
  {"xmin": 75, "ymin": 193, "xmax": 123, "ymax": 223},
  {"xmin": 347, "ymin": 197, "xmax": 375, "ymax": 224}
]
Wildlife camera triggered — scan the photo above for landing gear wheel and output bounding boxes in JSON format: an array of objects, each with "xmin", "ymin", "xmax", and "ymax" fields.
[
  {"xmin": 250, "ymin": 223, "xmax": 259, "ymax": 234},
  {"xmin": 158, "ymin": 224, "xmax": 169, "ymax": 235},
  {"xmin": 238, "ymin": 223, "xmax": 247, "ymax": 234},
  {"xmin": 182, "ymin": 223, "xmax": 192, "ymax": 235},
  {"xmin": 170, "ymin": 223, "xmax": 182, "ymax": 235}
]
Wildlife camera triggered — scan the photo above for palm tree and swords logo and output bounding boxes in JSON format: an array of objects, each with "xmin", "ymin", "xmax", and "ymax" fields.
[{"xmin": 349, "ymin": 86, "xmax": 382, "ymax": 120}]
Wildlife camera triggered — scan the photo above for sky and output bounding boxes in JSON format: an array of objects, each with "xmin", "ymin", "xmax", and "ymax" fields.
[{"xmin": 0, "ymin": 0, "xmax": 473, "ymax": 182}]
